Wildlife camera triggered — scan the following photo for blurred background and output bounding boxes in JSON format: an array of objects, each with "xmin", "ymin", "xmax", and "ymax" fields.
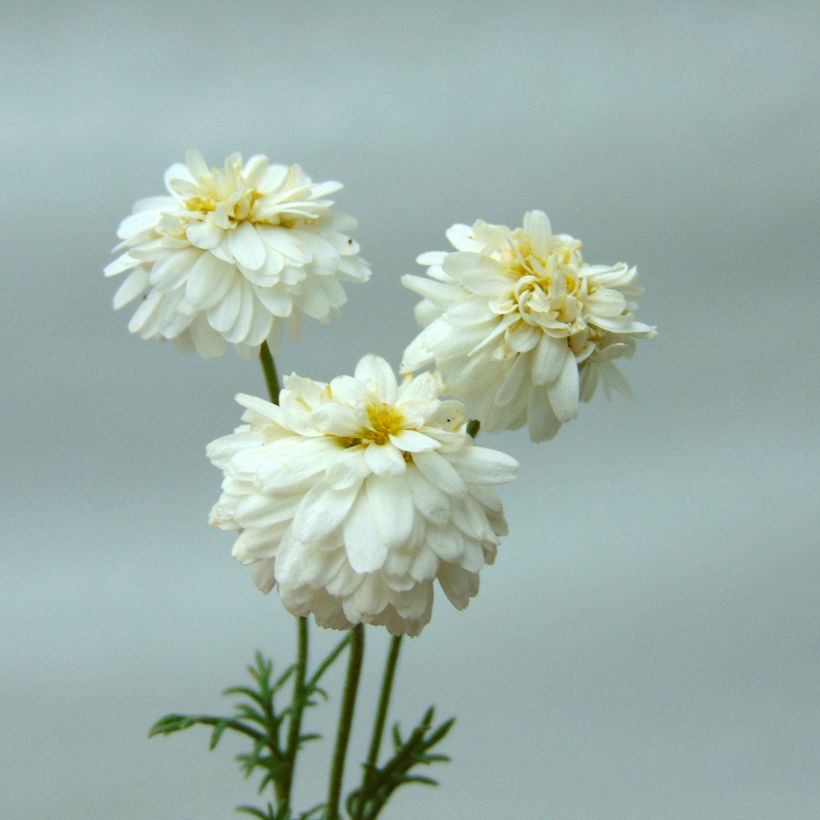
[{"xmin": 2, "ymin": 1, "xmax": 819, "ymax": 818}]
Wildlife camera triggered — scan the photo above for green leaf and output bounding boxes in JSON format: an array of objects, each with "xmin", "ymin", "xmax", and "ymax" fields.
[
  {"xmin": 148, "ymin": 714, "xmax": 194, "ymax": 737},
  {"xmin": 272, "ymin": 664, "xmax": 296, "ymax": 694},
  {"xmin": 346, "ymin": 706, "xmax": 456, "ymax": 819},
  {"xmin": 235, "ymin": 805, "xmax": 274, "ymax": 820},
  {"xmin": 209, "ymin": 719, "xmax": 229, "ymax": 750}
]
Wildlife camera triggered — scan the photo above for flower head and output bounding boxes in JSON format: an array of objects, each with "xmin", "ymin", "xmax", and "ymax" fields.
[
  {"xmin": 106, "ymin": 151, "xmax": 370, "ymax": 357},
  {"xmin": 401, "ymin": 211, "xmax": 656, "ymax": 441},
  {"xmin": 207, "ymin": 355, "xmax": 518, "ymax": 636}
]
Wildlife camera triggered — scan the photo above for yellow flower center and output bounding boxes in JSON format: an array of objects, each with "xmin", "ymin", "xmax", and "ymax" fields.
[
  {"xmin": 361, "ymin": 402, "xmax": 406, "ymax": 445},
  {"xmin": 496, "ymin": 231, "xmax": 589, "ymax": 327},
  {"xmin": 184, "ymin": 189, "xmax": 268, "ymax": 225}
]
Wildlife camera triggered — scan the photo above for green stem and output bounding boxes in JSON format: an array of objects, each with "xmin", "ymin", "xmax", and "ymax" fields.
[
  {"xmin": 364, "ymin": 636, "xmax": 403, "ymax": 777},
  {"xmin": 259, "ymin": 340, "xmax": 281, "ymax": 402},
  {"xmin": 257, "ymin": 341, "xmax": 303, "ymax": 813},
  {"xmin": 327, "ymin": 625, "xmax": 365, "ymax": 819},
  {"xmin": 282, "ymin": 616, "xmax": 309, "ymax": 807}
]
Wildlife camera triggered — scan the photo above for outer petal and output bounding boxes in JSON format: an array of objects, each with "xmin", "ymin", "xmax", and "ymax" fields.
[
  {"xmin": 354, "ymin": 355, "xmax": 398, "ymax": 403},
  {"xmin": 342, "ymin": 492, "xmax": 388, "ymax": 573},
  {"xmin": 292, "ymin": 482, "xmax": 360, "ymax": 543}
]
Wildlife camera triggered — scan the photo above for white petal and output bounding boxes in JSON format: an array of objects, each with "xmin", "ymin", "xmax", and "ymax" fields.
[
  {"xmin": 292, "ymin": 482, "xmax": 360, "ymax": 543},
  {"xmin": 401, "ymin": 274, "xmax": 463, "ymax": 305},
  {"xmin": 409, "ymin": 546, "xmax": 438, "ymax": 582},
  {"xmin": 229, "ymin": 527, "xmax": 277, "ymax": 563},
  {"xmin": 228, "ymin": 222, "xmax": 267, "ymax": 270},
  {"xmin": 244, "ymin": 299, "xmax": 274, "ymax": 346},
  {"xmin": 445, "ymin": 447, "xmax": 518, "ymax": 485},
  {"xmin": 522, "ymin": 210, "xmax": 551, "ymax": 257},
  {"xmin": 112, "ymin": 269, "xmax": 149, "ymax": 309},
  {"xmin": 295, "ymin": 281, "xmax": 332, "ymax": 320},
  {"xmin": 256, "ymin": 226, "xmax": 308, "ymax": 263},
  {"xmin": 364, "ymin": 443, "xmax": 406, "ymax": 476},
  {"xmin": 416, "ymin": 251, "xmax": 447, "ymax": 266},
  {"xmin": 325, "ymin": 447, "xmax": 370, "ymax": 490},
  {"xmin": 223, "ymin": 278, "xmax": 255, "ymax": 344},
  {"xmin": 257, "ymin": 437, "xmax": 339, "ymax": 492},
  {"xmin": 444, "ymin": 253, "xmax": 508, "ymax": 294},
  {"xmin": 343, "ymin": 492, "xmax": 388, "ymax": 573},
  {"xmin": 388, "ymin": 429, "xmax": 440, "ymax": 453},
  {"xmin": 329, "ymin": 375, "xmax": 369, "ymax": 405},
  {"xmin": 366, "ymin": 473, "xmax": 414, "ymax": 549},
  {"xmin": 189, "ymin": 316, "xmax": 228, "ymax": 357},
  {"xmin": 405, "ymin": 465, "xmax": 450, "ymax": 524},
  {"xmin": 149, "ymin": 250, "xmax": 196, "ymax": 291},
  {"xmin": 127, "ymin": 288, "xmax": 162, "ymax": 335},
  {"xmin": 187, "ymin": 221, "xmax": 223, "ymax": 250},
  {"xmin": 526, "ymin": 387, "xmax": 562, "ymax": 442},
  {"xmin": 426, "ymin": 523, "xmax": 464, "ymax": 561},
  {"xmin": 207, "ymin": 274, "xmax": 242, "ymax": 332},
  {"xmin": 185, "ymin": 148, "xmax": 209, "ymax": 178},
  {"xmin": 506, "ymin": 322, "xmax": 541, "ymax": 353},
  {"xmin": 254, "ymin": 285, "xmax": 293, "ymax": 317},
  {"xmin": 251, "ymin": 558, "xmax": 276, "ymax": 594},
  {"xmin": 185, "ymin": 252, "xmax": 232, "ymax": 309},
  {"xmin": 413, "ymin": 451, "xmax": 467, "ymax": 498},
  {"xmin": 397, "ymin": 371, "xmax": 440, "ymax": 403},
  {"xmin": 354, "ymin": 355, "xmax": 398, "ymax": 402},
  {"xmin": 117, "ymin": 209, "xmax": 160, "ymax": 239},
  {"xmin": 598, "ymin": 361, "xmax": 637, "ymax": 401},
  {"xmin": 494, "ymin": 353, "xmax": 528, "ymax": 407},
  {"xmin": 532, "ymin": 334, "xmax": 568, "ymax": 386},
  {"xmin": 104, "ymin": 253, "xmax": 140, "ymax": 277},
  {"xmin": 547, "ymin": 352, "xmax": 580, "ymax": 422},
  {"xmin": 437, "ymin": 562, "xmax": 478, "ymax": 609},
  {"xmin": 308, "ymin": 403, "xmax": 362, "ymax": 437},
  {"xmin": 445, "ymin": 223, "xmax": 485, "ymax": 252}
]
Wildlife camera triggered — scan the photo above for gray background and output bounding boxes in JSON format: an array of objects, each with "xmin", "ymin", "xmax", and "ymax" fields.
[{"xmin": 2, "ymin": 1, "xmax": 819, "ymax": 818}]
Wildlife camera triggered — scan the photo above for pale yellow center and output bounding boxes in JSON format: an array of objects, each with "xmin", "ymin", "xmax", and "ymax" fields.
[
  {"xmin": 184, "ymin": 188, "xmax": 269, "ymax": 225},
  {"xmin": 499, "ymin": 233, "xmax": 589, "ymax": 325},
  {"xmin": 361, "ymin": 402, "xmax": 406, "ymax": 445}
]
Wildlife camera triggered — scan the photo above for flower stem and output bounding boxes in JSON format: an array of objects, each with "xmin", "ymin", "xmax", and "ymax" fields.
[
  {"xmin": 258, "ymin": 340, "xmax": 281, "ymax": 402},
  {"xmin": 364, "ymin": 636, "xmax": 403, "ymax": 777},
  {"xmin": 257, "ymin": 341, "xmax": 307, "ymax": 813},
  {"xmin": 282, "ymin": 615, "xmax": 309, "ymax": 807},
  {"xmin": 327, "ymin": 624, "xmax": 365, "ymax": 818}
]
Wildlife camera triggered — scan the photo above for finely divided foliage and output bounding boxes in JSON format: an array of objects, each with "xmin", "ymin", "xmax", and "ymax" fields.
[
  {"xmin": 207, "ymin": 355, "xmax": 518, "ymax": 635},
  {"xmin": 401, "ymin": 211, "xmax": 656, "ymax": 441},
  {"xmin": 105, "ymin": 151, "xmax": 370, "ymax": 357}
]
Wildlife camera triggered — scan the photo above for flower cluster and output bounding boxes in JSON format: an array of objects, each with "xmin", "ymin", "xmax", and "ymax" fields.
[
  {"xmin": 108, "ymin": 153, "xmax": 656, "ymax": 634},
  {"xmin": 106, "ymin": 151, "xmax": 370, "ymax": 357},
  {"xmin": 402, "ymin": 211, "xmax": 656, "ymax": 440},
  {"xmin": 207, "ymin": 356, "xmax": 518, "ymax": 636}
]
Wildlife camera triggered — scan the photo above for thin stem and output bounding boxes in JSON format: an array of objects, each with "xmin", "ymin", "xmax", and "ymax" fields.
[
  {"xmin": 258, "ymin": 340, "xmax": 281, "ymax": 402},
  {"xmin": 281, "ymin": 616, "xmax": 309, "ymax": 807},
  {"xmin": 365, "ymin": 636, "xmax": 403, "ymax": 776},
  {"xmin": 256, "ymin": 341, "xmax": 302, "ymax": 813},
  {"xmin": 327, "ymin": 625, "xmax": 365, "ymax": 819}
]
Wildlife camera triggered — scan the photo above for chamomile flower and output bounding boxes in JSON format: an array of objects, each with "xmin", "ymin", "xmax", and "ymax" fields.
[
  {"xmin": 401, "ymin": 211, "xmax": 655, "ymax": 440},
  {"xmin": 207, "ymin": 355, "xmax": 518, "ymax": 635},
  {"xmin": 106, "ymin": 151, "xmax": 370, "ymax": 357}
]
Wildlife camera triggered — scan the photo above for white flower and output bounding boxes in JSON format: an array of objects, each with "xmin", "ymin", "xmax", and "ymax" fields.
[
  {"xmin": 207, "ymin": 355, "xmax": 518, "ymax": 636},
  {"xmin": 105, "ymin": 151, "xmax": 370, "ymax": 357},
  {"xmin": 401, "ymin": 211, "xmax": 656, "ymax": 441}
]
